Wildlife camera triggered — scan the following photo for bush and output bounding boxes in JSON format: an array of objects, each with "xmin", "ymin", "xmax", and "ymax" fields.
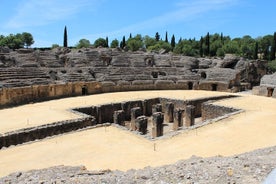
[{"xmin": 268, "ymin": 60, "xmax": 276, "ymax": 72}]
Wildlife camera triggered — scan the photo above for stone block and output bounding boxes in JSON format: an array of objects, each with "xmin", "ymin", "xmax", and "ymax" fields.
[
  {"xmin": 130, "ymin": 107, "xmax": 142, "ymax": 131},
  {"xmin": 174, "ymin": 108, "xmax": 185, "ymax": 128},
  {"xmin": 113, "ymin": 110, "xmax": 125, "ymax": 126},
  {"xmin": 164, "ymin": 102, "xmax": 174, "ymax": 123},
  {"xmin": 152, "ymin": 103, "xmax": 162, "ymax": 114},
  {"xmin": 185, "ymin": 105, "xmax": 195, "ymax": 127},
  {"xmin": 135, "ymin": 116, "xmax": 148, "ymax": 135},
  {"xmin": 152, "ymin": 112, "xmax": 164, "ymax": 137}
]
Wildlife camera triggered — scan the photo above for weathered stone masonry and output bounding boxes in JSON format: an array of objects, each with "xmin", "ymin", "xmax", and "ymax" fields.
[{"xmin": 0, "ymin": 95, "xmax": 239, "ymax": 149}]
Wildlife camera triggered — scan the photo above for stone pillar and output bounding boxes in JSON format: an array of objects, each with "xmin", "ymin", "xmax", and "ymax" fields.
[
  {"xmin": 130, "ymin": 107, "xmax": 142, "ymax": 131},
  {"xmin": 185, "ymin": 105, "xmax": 195, "ymax": 127},
  {"xmin": 173, "ymin": 108, "xmax": 185, "ymax": 130},
  {"xmin": 113, "ymin": 110, "xmax": 125, "ymax": 126},
  {"xmin": 164, "ymin": 102, "xmax": 174, "ymax": 123},
  {"xmin": 152, "ymin": 103, "xmax": 162, "ymax": 114},
  {"xmin": 135, "ymin": 116, "xmax": 148, "ymax": 135},
  {"xmin": 152, "ymin": 112, "xmax": 164, "ymax": 138}
]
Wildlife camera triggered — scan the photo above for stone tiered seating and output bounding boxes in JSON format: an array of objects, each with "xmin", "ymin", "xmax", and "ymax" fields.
[
  {"xmin": 38, "ymin": 51, "xmax": 62, "ymax": 68},
  {"xmin": 0, "ymin": 67, "xmax": 50, "ymax": 87}
]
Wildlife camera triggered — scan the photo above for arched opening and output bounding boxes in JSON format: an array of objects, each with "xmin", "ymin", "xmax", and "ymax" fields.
[
  {"xmin": 188, "ymin": 82, "xmax": 193, "ymax": 90},
  {"xmin": 267, "ymin": 87, "xmax": 274, "ymax": 97},
  {"xmin": 211, "ymin": 84, "xmax": 217, "ymax": 91},
  {"xmin": 82, "ymin": 85, "xmax": 88, "ymax": 95},
  {"xmin": 201, "ymin": 72, "xmax": 207, "ymax": 79},
  {"xmin": 151, "ymin": 71, "xmax": 158, "ymax": 78}
]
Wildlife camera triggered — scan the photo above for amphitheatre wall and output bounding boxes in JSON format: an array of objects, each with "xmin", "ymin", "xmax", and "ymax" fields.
[{"xmin": 0, "ymin": 47, "xmax": 268, "ymax": 107}]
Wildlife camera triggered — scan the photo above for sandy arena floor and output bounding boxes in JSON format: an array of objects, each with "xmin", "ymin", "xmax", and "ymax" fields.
[{"xmin": 0, "ymin": 90, "xmax": 276, "ymax": 177}]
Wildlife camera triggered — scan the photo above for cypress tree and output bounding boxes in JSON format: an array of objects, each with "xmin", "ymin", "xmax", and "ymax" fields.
[
  {"xmin": 200, "ymin": 36, "xmax": 204, "ymax": 57},
  {"xmin": 220, "ymin": 32, "xmax": 224, "ymax": 45},
  {"xmin": 155, "ymin": 32, "xmax": 160, "ymax": 41},
  {"xmin": 129, "ymin": 33, "xmax": 132, "ymax": 39},
  {"xmin": 171, "ymin": 34, "xmax": 175, "ymax": 50},
  {"xmin": 120, "ymin": 36, "xmax": 126, "ymax": 49},
  {"xmin": 105, "ymin": 36, "xmax": 109, "ymax": 47},
  {"xmin": 206, "ymin": 32, "xmax": 210, "ymax": 56},
  {"xmin": 63, "ymin": 26, "xmax": 68, "ymax": 47},
  {"xmin": 165, "ymin": 31, "xmax": 168, "ymax": 43},
  {"xmin": 254, "ymin": 41, "xmax": 258, "ymax": 60}
]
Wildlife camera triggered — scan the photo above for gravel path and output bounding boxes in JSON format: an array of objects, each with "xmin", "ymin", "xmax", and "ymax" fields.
[{"xmin": 1, "ymin": 146, "xmax": 275, "ymax": 184}]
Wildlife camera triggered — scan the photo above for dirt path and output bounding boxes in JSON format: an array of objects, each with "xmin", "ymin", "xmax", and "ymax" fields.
[{"xmin": 0, "ymin": 90, "xmax": 276, "ymax": 177}]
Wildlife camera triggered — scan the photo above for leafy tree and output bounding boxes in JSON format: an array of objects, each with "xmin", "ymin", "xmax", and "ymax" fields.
[
  {"xmin": 171, "ymin": 34, "xmax": 175, "ymax": 50},
  {"xmin": 148, "ymin": 41, "xmax": 171, "ymax": 53},
  {"xmin": 216, "ymin": 48, "xmax": 225, "ymax": 57},
  {"xmin": 22, "ymin": 32, "xmax": 34, "ymax": 48},
  {"xmin": 268, "ymin": 60, "xmax": 276, "ymax": 72},
  {"xmin": 94, "ymin": 38, "xmax": 107, "ymax": 47},
  {"xmin": 52, "ymin": 44, "xmax": 59, "ymax": 49},
  {"xmin": 76, "ymin": 39, "xmax": 91, "ymax": 48},
  {"xmin": 174, "ymin": 39, "xmax": 198, "ymax": 56},
  {"xmin": 223, "ymin": 40, "xmax": 240, "ymax": 54},
  {"xmin": 63, "ymin": 26, "xmax": 68, "ymax": 47},
  {"xmin": 144, "ymin": 35, "xmax": 157, "ymax": 49},
  {"xmin": 126, "ymin": 34, "xmax": 143, "ymax": 51},
  {"xmin": 110, "ymin": 39, "xmax": 119, "ymax": 48},
  {"xmin": 120, "ymin": 36, "xmax": 126, "ymax": 49},
  {"xmin": 165, "ymin": 31, "xmax": 168, "ymax": 43},
  {"xmin": 155, "ymin": 32, "xmax": 160, "ymax": 41}
]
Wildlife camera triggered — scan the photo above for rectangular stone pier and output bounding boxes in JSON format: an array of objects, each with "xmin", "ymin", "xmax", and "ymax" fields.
[
  {"xmin": 185, "ymin": 105, "xmax": 195, "ymax": 127},
  {"xmin": 173, "ymin": 108, "xmax": 185, "ymax": 130},
  {"xmin": 152, "ymin": 112, "xmax": 164, "ymax": 138},
  {"xmin": 113, "ymin": 110, "xmax": 125, "ymax": 126},
  {"xmin": 135, "ymin": 116, "xmax": 148, "ymax": 135},
  {"xmin": 164, "ymin": 102, "xmax": 174, "ymax": 123},
  {"xmin": 130, "ymin": 107, "xmax": 142, "ymax": 131}
]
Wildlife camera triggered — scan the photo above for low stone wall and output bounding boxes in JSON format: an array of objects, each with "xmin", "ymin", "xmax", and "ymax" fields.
[
  {"xmin": 201, "ymin": 102, "xmax": 239, "ymax": 121},
  {"xmin": 0, "ymin": 117, "xmax": 95, "ymax": 149},
  {"xmin": 0, "ymin": 80, "xmax": 202, "ymax": 108}
]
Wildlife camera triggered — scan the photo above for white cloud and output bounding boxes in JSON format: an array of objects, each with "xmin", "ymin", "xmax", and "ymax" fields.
[{"xmin": 5, "ymin": 0, "xmax": 103, "ymax": 28}]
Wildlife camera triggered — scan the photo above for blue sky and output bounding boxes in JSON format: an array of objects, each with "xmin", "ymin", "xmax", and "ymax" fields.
[{"xmin": 1, "ymin": 0, "xmax": 276, "ymax": 47}]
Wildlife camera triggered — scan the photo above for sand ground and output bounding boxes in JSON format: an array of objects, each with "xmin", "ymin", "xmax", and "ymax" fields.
[{"xmin": 0, "ymin": 90, "xmax": 276, "ymax": 177}]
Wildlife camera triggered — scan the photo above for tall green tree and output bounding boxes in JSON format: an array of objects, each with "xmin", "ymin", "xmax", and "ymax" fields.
[
  {"xmin": 254, "ymin": 41, "xmax": 259, "ymax": 59},
  {"xmin": 199, "ymin": 36, "xmax": 204, "ymax": 57},
  {"xmin": 155, "ymin": 32, "xmax": 160, "ymax": 41},
  {"xmin": 205, "ymin": 32, "xmax": 210, "ymax": 56},
  {"xmin": 105, "ymin": 36, "xmax": 109, "ymax": 47},
  {"xmin": 120, "ymin": 36, "xmax": 126, "ymax": 49},
  {"xmin": 63, "ymin": 26, "xmax": 68, "ymax": 47},
  {"xmin": 171, "ymin": 34, "xmax": 175, "ymax": 50},
  {"xmin": 165, "ymin": 31, "xmax": 168, "ymax": 43}
]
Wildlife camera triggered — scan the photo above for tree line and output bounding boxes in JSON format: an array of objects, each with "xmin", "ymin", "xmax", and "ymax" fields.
[
  {"xmin": 0, "ymin": 32, "xmax": 34, "ymax": 49},
  {"xmin": 74, "ymin": 31, "xmax": 276, "ymax": 61}
]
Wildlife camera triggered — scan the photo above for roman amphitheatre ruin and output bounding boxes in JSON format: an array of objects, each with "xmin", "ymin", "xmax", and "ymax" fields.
[{"xmin": 0, "ymin": 47, "xmax": 276, "ymax": 183}]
